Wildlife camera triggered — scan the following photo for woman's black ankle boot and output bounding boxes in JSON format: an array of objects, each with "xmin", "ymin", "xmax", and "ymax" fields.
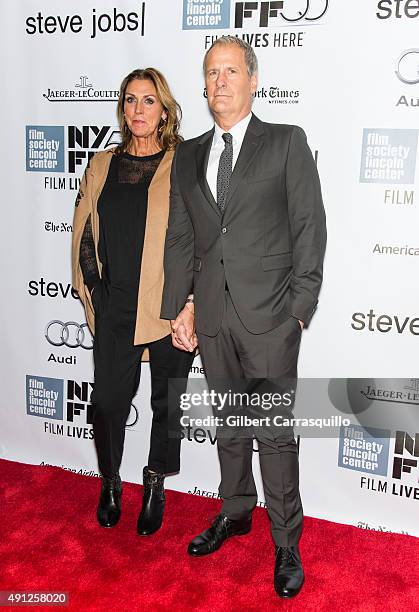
[
  {"xmin": 97, "ymin": 474, "xmax": 122, "ymax": 528},
  {"xmin": 137, "ymin": 467, "xmax": 165, "ymax": 535}
]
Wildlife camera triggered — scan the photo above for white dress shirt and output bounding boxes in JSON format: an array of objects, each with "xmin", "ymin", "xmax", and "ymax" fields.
[{"xmin": 206, "ymin": 112, "xmax": 252, "ymax": 201}]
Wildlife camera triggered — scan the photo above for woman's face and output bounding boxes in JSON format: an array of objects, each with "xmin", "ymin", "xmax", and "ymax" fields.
[{"xmin": 123, "ymin": 78, "xmax": 166, "ymax": 141}]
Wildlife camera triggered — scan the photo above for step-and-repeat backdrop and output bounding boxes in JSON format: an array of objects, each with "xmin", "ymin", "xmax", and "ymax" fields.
[{"xmin": 1, "ymin": 1, "xmax": 418, "ymax": 537}]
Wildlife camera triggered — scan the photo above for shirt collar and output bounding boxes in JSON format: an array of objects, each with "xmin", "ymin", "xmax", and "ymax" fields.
[{"xmin": 213, "ymin": 112, "xmax": 252, "ymax": 147}]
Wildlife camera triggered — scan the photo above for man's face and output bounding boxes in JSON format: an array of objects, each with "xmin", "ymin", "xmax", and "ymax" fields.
[{"xmin": 204, "ymin": 44, "xmax": 257, "ymax": 122}]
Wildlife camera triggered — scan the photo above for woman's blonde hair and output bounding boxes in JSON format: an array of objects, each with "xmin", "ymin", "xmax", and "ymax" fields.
[{"xmin": 115, "ymin": 67, "xmax": 182, "ymax": 154}]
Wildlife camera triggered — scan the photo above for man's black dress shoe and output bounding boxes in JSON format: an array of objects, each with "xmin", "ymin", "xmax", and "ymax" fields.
[
  {"xmin": 96, "ymin": 474, "xmax": 122, "ymax": 528},
  {"xmin": 137, "ymin": 467, "xmax": 165, "ymax": 536},
  {"xmin": 274, "ymin": 546, "xmax": 304, "ymax": 598},
  {"xmin": 188, "ymin": 514, "xmax": 251, "ymax": 556}
]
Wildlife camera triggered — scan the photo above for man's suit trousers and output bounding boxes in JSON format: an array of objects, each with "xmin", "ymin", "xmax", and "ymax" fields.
[{"xmin": 197, "ymin": 291, "xmax": 303, "ymax": 547}]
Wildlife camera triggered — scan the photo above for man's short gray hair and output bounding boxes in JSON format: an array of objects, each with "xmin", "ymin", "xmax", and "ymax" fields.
[{"xmin": 203, "ymin": 36, "xmax": 258, "ymax": 77}]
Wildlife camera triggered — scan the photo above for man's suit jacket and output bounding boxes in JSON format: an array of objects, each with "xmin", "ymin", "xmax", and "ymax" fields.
[{"xmin": 160, "ymin": 114, "xmax": 326, "ymax": 336}]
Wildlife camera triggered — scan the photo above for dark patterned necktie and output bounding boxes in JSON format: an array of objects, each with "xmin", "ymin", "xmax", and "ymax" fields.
[{"xmin": 216, "ymin": 132, "xmax": 233, "ymax": 212}]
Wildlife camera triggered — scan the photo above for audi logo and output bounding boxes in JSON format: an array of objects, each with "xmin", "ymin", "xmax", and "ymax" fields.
[
  {"xmin": 395, "ymin": 49, "xmax": 419, "ymax": 85},
  {"xmin": 45, "ymin": 320, "xmax": 94, "ymax": 350}
]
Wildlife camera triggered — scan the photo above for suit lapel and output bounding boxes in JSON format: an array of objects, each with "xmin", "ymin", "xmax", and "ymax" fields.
[
  {"xmin": 196, "ymin": 127, "xmax": 221, "ymax": 217},
  {"xmin": 224, "ymin": 114, "xmax": 264, "ymax": 209}
]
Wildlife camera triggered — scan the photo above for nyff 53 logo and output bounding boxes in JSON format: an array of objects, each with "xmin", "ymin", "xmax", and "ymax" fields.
[{"xmin": 392, "ymin": 430, "xmax": 419, "ymax": 480}]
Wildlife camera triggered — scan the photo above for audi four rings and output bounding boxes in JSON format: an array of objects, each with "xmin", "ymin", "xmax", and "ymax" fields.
[
  {"xmin": 45, "ymin": 320, "xmax": 94, "ymax": 349},
  {"xmin": 395, "ymin": 49, "xmax": 419, "ymax": 85}
]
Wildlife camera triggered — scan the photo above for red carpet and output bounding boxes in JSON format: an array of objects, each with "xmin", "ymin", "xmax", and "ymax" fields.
[{"xmin": 0, "ymin": 459, "xmax": 418, "ymax": 611}]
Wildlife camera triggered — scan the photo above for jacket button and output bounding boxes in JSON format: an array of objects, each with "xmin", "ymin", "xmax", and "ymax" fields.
[{"xmin": 221, "ymin": 227, "xmax": 227, "ymax": 234}]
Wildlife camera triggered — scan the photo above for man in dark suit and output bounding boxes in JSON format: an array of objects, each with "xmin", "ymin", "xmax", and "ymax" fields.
[{"xmin": 161, "ymin": 36, "xmax": 326, "ymax": 599}]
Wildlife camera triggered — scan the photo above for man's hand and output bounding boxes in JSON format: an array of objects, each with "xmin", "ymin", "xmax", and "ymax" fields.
[{"xmin": 170, "ymin": 303, "xmax": 197, "ymax": 352}]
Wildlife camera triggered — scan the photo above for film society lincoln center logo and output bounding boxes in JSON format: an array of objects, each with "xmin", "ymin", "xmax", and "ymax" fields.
[
  {"xmin": 26, "ymin": 374, "xmax": 64, "ymax": 420},
  {"xmin": 359, "ymin": 128, "xmax": 418, "ymax": 184},
  {"xmin": 183, "ymin": 0, "xmax": 231, "ymax": 29},
  {"xmin": 338, "ymin": 424, "xmax": 390, "ymax": 477},
  {"xmin": 26, "ymin": 126, "xmax": 64, "ymax": 172}
]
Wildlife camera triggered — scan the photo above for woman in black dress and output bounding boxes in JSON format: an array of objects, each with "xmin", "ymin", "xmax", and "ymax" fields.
[{"xmin": 72, "ymin": 68, "xmax": 195, "ymax": 534}]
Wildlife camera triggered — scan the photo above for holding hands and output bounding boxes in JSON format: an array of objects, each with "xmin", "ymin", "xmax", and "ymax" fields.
[{"xmin": 170, "ymin": 298, "xmax": 197, "ymax": 352}]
